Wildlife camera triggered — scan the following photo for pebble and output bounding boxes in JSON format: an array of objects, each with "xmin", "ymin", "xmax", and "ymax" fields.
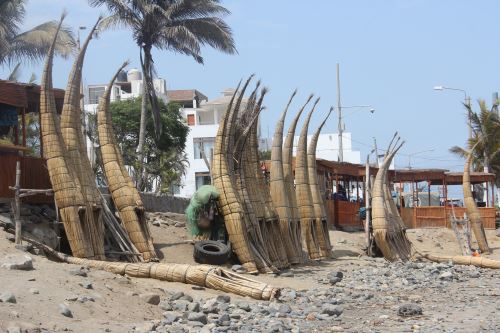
[
  {"xmin": 187, "ymin": 312, "xmax": 208, "ymax": 324},
  {"xmin": 69, "ymin": 267, "xmax": 88, "ymax": 277},
  {"xmin": 398, "ymin": 303, "xmax": 423, "ymax": 317},
  {"xmin": 78, "ymin": 281, "xmax": 93, "ymax": 289},
  {"xmin": 216, "ymin": 295, "xmax": 231, "ymax": 303},
  {"xmin": 59, "ymin": 303, "xmax": 73, "ymax": 318},
  {"xmin": 1, "ymin": 255, "xmax": 33, "ymax": 270},
  {"xmin": 29, "ymin": 288, "xmax": 39, "ymax": 295},
  {"xmin": 0, "ymin": 292, "xmax": 17, "ymax": 303},
  {"xmin": 139, "ymin": 293, "xmax": 161, "ymax": 305}
]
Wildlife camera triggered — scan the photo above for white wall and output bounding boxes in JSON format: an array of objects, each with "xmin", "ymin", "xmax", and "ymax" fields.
[{"xmin": 292, "ymin": 132, "xmax": 361, "ymax": 164}]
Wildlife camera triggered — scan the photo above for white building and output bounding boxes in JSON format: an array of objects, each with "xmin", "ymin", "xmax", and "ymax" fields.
[
  {"xmin": 177, "ymin": 88, "xmax": 245, "ymax": 198},
  {"xmin": 292, "ymin": 132, "xmax": 361, "ymax": 164},
  {"xmin": 84, "ymin": 68, "xmax": 167, "ymax": 114}
]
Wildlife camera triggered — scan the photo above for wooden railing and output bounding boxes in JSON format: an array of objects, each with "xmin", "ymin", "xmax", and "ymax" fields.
[
  {"xmin": 0, "ymin": 154, "xmax": 52, "ymax": 204},
  {"xmin": 400, "ymin": 206, "xmax": 496, "ymax": 229},
  {"xmin": 325, "ymin": 200, "xmax": 363, "ymax": 230}
]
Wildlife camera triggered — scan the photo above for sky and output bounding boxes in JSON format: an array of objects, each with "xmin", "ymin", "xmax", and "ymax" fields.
[{"xmin": 2, "ymin": 0, "xmax": 500, "ymax": 172}]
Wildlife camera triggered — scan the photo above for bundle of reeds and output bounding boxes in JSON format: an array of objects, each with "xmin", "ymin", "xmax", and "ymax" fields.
[
  {"xmin": 294, "ymin": 98, "xmax": 322, "ymax": 259},
  {"xmin": 97, "ymin": 63, "xmax": 157, "ymax": 261},
  {"xmin": 60, "ymin": 18, "xmax": 105, "ymax": 260},
  {"xmin": 281, "ymin": 96, "xmax": 314, "ymax": 262},
  {"xmin": 371, "ymin": 134, "xmax": 412, "ymax": 261},
  {"xmin": 269, "ymin": 91, "xmax": 303, "ymax": 264},
  {"xmin": 248, "ymin": 120, "xmax": 289, "ymax": 269},
  {"xmin": 40, "ymin": 14, "xmax": 93, "ymax": 259},
  {"xmin": 463, "ymin": 147, "xmax": 490, "ymax": 254},
  {"xmin": 307, "ymin": 107, "xmax": 334, "ymax": 258},
  {"xmin": 12, "ymin": 231, "xmax": 280, "ymax": 300},
  {"xmin": 212, "ymin": 79, "xmax": 260, "ymax": 273}
]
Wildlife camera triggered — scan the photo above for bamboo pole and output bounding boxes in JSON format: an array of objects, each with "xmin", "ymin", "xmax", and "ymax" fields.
[{"xmin": 14, "ymin": 161, "xmax": 21, "ymax": 244}]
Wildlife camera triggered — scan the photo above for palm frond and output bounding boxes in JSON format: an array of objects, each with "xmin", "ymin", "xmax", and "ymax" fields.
[
  {"xmin": 7, "ymin": 21, "xmax": 75, "ymax": 64},
  {"xmin": 7, "ymin": 62, "xmax": 21, "ymax": 81},
  {"xmin": 175, "ymin": 17, "xmax": 236, "ymax": 54}
]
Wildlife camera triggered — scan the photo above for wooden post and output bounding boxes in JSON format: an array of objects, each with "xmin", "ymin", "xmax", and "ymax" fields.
[
  {"xmin": 14, "ymin": 161, "xmax": 21, "ymax": 244},
  {"xmin": 365, "ymin": 157, "xmax": 371, "ymax": 251}
]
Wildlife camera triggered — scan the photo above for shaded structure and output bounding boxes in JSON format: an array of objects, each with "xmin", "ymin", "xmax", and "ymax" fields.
[{"xmin": 0, "ymin": 80, "xmax": 64, "ymax": 204}]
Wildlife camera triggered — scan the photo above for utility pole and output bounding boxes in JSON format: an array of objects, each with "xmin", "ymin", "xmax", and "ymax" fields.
[
  {"xmin": 372, "ymin": 137, "xmax": 379, "ymax": 167},
  {"xmin": 336, "ymin": 63, "xmax": 343, "ymax": 162}
]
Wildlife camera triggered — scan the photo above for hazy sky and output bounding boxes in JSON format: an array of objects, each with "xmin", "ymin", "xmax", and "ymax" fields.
[{"xmin": 2, "ymin": 0, "xmax": 499, "ymax": 171}]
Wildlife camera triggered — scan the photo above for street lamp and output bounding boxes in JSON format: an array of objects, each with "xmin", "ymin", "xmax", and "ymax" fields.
[
  {"xmin": 433, "ymin": 85, "xmax": 472, "ymax": 140},
  {"xmin": 407, "ymin": 149, "xmax": 435, "ymax": 169},
  {"xmin": 337, "ymin": 105, "xmax": 375, "ymax": 162}
]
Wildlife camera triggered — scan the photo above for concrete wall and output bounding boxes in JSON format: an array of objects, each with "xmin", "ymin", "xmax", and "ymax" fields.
[{"xmin": 140, "ymin": 193, "xmax": 189, "ymax": 214}]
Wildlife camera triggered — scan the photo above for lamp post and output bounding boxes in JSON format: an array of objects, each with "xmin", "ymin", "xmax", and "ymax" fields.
[
  {"xmin": 336, "ymin": 105, "xmax": 375, "ymax": 162},
  {"xmin": 407, "ymin": 149, "xmax": 435, "ymax": 169},
  {"xmin": 433, "ymin": 85, "xmax": 472, "ymax": 140}
]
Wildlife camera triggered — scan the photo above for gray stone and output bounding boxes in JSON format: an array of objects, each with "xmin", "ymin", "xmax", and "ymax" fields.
[
  {"xmin": 29, "ymin": 288, "xmax": 39, "ymax": 295},
  {"xmin": 216, "ymin": 295, "xmax": 231, "ymax": 303},
  {"xmin": 139, "ymin": 293, "xmax": 161, "ymax": 305},
  {"xmin": 321, "ymin": 304, "xmax": 343, "ymax": 317},
  {"xmin": 187, "ymin": 312, "xmax": 208, "ymax": 325},
  {"xmin": 231, "ymin": 265, "xmax": 246, "ymax": 273},
  {"xmin": 77, "ymin": 296, "xmax": 95, "ymax": 303},
  {"xmin": 159, "ymin": 301, "xmax": 173, "ymax": 311},
  {"xmin": 69, "ymin": 267, "xmax": 88, "ymax": 277},
  {"xmin": 78, "ymin": 281, "xmax": 93, "ymax": 289},
  {"xmin": 179, "ymin": 294, "xmax": 193, "ymax": 302},
  {"xmin": 1, "ymin": 255, "xmax": 33, "ymax": 270},
  {"xmin": 398, "ymin": 303, "xmax": 423, "ymax": 317},
  {"xmin": 280, "ymin": 271, "xmax": 294, "ymax": 277},
  {"xmin": 188, "ymin": 302, "xmax": 200, "ymax": 312},
  {"xmin": 237, "ymin": 301, "xmax": 251, "ymax": 312},
  {"xmin": 59, "ymin": 303, "xmax": 73, "ymax": 318},
  {"xmin": 327, "ymin": 271, "xmax": 344, "ymax": 285},
  {"xmin": 174, "ymin": 222, "xmax": 185, "ymax": 228},
  {"xmin": 152, "ymin": 220, "xmax": 161, "ymax": 226},
  {"xmin": 172, "ymin": 300, "xmax": 191, "ymax": 311},
  {"xmin": 278, "ymin": 304, "xmax": 292, "ymax": 315},
  {"xmin": 163, "ymin": 312, "xmax": 181, "ymax": 325},
  {"xmin": 201, "ymin": 299, "xmax": 218, "ymax": 314},
  {"xmin": 0, "ymin": 292, "xmax": 17, "ymax": 303},
  {"xmin": 170, "ymin": 291, "xmax": 184, "ymax": 301},
  {"xmin": 439, "ymin": 271, "xmax": 453, "ymax": 281}
]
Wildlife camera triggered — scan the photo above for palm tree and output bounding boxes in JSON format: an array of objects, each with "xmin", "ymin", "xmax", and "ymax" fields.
[
  {"xmin": 88, "ymin": 0, "xmax": 236, "ymax": 188},
  {"xmin": 450, "ymin": 100, "xmax": 500, "ymax": 201},
  {"xmin": 0, "ymin": 0, "xmax": 75, "ymax": 70}
]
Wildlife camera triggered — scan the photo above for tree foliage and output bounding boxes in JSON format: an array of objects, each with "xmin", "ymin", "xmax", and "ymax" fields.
[
  {"xmin": 450, "ymin": 100, "xmax": 500, "ymax": 188},
  {"xmin": 0, "ymin": 0, "xmax": 75, "ymax": 68},
  {"xmin": 88, "ymin": 0, "xmax": 237, "ymax": 137},
  {"xmin": 89, "ymin": 98, "xmax": 189, "ymax": 193}
]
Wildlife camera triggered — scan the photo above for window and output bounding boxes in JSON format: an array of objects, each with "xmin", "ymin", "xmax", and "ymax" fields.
[
  {"xmin": 88, "ymin": 86, "xmax": 105, "ymax": 104},
  {"xmin": 195, "ymin": 172, "xmax": 211, "ymax": 189},
  {"xmin": 187, "ymin": 114, "xmax": 195, "ymax": 126},
  {"xmin": 193, "ymin": 137, "xmax": 214, "ymax": 160}
]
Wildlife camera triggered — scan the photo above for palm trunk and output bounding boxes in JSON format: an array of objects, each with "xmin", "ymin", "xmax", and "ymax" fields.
[
  {"xmin": 136, "ymin": 46, "xmax": 150, "ymax": 190},
  {"xmin": 307, "ymin": 107, "xmax": 334, "ymax": 258},
  {"xmin": 40, "ymin": 14, "xmax": 92, "ymax": 258},
  {"xmin": 295, "ymin": 98, "xmax": 321, "ymax": 260},
  {"xmin": 97, "ymin": 63, "xmax": 157, "ymax": 261},
  {"xmin": 463, "ymin": 149, "xmax": 490, "ymax": 253}
]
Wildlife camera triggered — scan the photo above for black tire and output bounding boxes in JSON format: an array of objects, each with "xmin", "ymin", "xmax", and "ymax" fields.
[{"xmin": 193, "ymin": 240, "xmax": 230, "ymax": 265}]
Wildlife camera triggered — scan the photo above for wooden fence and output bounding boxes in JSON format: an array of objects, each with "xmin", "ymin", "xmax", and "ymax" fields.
[
  {"xmin": 325, "ymin": 200, "xmax": 363, "ymax": 230},
  {"xmin": 0, "ymin": 154, "xmax": 52, "ymax": 204},
  {"xmin": 401, "ymin": 206, "xmax": 496, "ymax": 229}
]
